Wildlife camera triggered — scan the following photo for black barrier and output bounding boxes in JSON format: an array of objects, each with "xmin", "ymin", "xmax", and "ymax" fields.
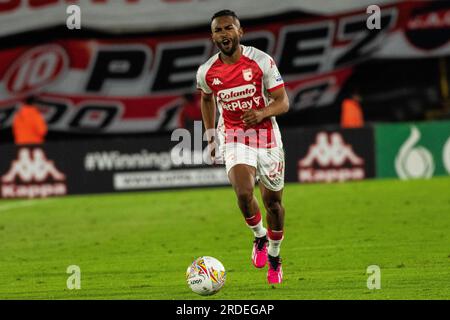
[
  {"xmin": 0, "ymin": 126, "xmax": 375, "ymax": 199},
  {"xmin": 0, "ymin": 134, "xmax": 229, "ymax": 199},
  {"xmin": 282, "ymin": 126, "xmax": 375, "ymax": 184}
]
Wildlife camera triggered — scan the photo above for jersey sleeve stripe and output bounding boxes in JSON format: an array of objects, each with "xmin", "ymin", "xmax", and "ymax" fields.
[
  {"xmin": 197, "ymin": 87, "xmax": 212, "ymax": 95},
  {"xmin": 267, "ymin": 83, "xmax": 285, "ymax": 92}
]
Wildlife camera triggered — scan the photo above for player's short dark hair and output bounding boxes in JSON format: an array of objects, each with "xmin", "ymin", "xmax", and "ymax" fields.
[{"xmin": 211, "ymin": 9, "xmax": 239, "ymax": 23}]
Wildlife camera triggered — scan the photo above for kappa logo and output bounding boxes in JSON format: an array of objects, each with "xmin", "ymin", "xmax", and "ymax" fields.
[
  {"xmin": 298, "ymin": 132, "xmax": 365, "ymax": 182},
  {"xmin": 212, "ymin": 78, "xmax": 223, "ymax": 86},
  {"xmin": 1, "ymin": 148, "xmax": 67, "ymax": 198},
  {"xmin": 2, "ymin": 148, "xmax": 65, "ymax": 183},
  {"xmin": 300, "ymin": 132, "xmax": 363, "ymax": 167}
]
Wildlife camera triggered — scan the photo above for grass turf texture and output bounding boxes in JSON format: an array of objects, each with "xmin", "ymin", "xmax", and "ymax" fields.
[{"xmin": 0, "ymin": 177, "xmax": 449, "ymax": 300}]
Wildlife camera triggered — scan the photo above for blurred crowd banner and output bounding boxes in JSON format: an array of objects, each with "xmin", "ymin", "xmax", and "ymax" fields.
[
  {"xmin": 0, "ymin": 0, "xmax": 411, "ymax": 35},
  {"xmin": 375, "ymin": 121, "xmax": 450, "ymax": 180},
  {"xmin": 0, "ymin": 0, "xmax": 449, "ymax": 134}
]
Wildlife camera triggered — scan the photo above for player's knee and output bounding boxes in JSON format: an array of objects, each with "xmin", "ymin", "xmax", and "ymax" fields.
[
  {"xmin": 264, "ymin": 198, "xmax": 283, "ymax": 214},
  {"xmin": 236, "ymin": 188, "xmax": 254, "ymax": 206}
]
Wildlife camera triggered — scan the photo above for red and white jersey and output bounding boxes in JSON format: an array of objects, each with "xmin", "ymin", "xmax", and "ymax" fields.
[{"xmin": 196, "ymin": 45, "xmax": 284, "ymax": 149}]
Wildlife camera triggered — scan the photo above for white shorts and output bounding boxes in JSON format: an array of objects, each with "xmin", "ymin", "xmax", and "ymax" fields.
[{"xmin": 223, "ymin": 143, "xmax": 285, "ymax": 192}]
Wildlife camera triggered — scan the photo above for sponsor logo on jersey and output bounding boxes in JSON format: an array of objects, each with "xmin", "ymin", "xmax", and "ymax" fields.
[
  {"xmin": 298, "ymin": 132, "xmax": 365, "ymax": 182},
  {"xmin": 217, "ymin": 84, "xmax": 262, "ymax": 111},
  {"xmin": 1, "ymin": 148, "xmax": 67, "ymax": 198},
  {"xmin": 217, "ymin": 84, "xmax": 256, "ymax": 103},
  {"xmin": 221, "ymin": 99, "xmax": 256, "ymax": 111},
  {"xmin": 5, "ymin": 44, "xmax": 69, "ymax": 95},
  {"xmin": 272, "ymin": 68, "xmax": 283, "ymax": 83}
]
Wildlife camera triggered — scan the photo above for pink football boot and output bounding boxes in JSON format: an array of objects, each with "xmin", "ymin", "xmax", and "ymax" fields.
[
  {"xmin": 267, "ymin": 255, "xmax": 283, "ymax": 284},
  {"xmin": 252, "ymin": 236, "xmax": 268, "ymax": 268}
]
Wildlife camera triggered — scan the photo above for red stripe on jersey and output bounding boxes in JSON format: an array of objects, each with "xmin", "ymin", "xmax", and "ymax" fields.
[
  {"xmin": 197, "ymin": 88, "xmax": 212, "ymax": 95},
  {"xmin": 267, "ymin": 83, "xmax": 285, "ymax": 92}
]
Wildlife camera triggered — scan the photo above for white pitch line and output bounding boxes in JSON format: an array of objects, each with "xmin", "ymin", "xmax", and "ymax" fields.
[{"xmin": 0, "ymin": 199, "xmax": 54, "ymax": 213}]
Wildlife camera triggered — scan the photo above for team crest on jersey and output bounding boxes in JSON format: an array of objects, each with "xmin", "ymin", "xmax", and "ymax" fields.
[{"xmin": 242, "ymin": 68, "xmax": 253, "ymax": 81}]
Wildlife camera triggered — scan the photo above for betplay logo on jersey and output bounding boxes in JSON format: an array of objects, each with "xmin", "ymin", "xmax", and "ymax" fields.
[
  {"xmin": 217, "ymin": 84, "xmax": 259, "ymax": 111},
  {"xmin": 1, "ymin": 148, "xmax": 67, "ymax": 198}
]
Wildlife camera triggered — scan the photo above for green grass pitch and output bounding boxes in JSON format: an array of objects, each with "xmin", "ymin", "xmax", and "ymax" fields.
[{"xmin": 0, "ymin": 177, "xmax": 449, "ymax": 300}]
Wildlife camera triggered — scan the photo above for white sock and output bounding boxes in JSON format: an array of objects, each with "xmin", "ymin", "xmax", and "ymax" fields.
[
  {"xmin": 268, "ymin": 239, "xmax": 283, "ymax": 257},
  {"xmin": 268, "ymin": 230, "xmax": 284, "ymax": 257},
  {"xmin": 268, "ymin": 237, "xmax": 284, "ymax": 257},
  {"xmin": 248, "ymin": 221, "xmax": 267, "ymax": 238}
]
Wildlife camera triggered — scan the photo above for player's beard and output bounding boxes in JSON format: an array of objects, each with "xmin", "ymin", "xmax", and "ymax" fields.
[{"xmin": 218, "ymin": 37, "xmax": 239, "ymax": 57}]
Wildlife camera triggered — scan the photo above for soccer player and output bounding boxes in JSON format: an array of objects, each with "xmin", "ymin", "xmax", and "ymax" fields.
[{"xmin": 196, "ymin": 10, "xmax": 289, "ymax": 284}]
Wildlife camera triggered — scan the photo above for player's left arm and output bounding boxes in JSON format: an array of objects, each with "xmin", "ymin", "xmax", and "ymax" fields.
[{"xmin": 241, "ymin": 86, "xmax": 289, "ymax": 127}]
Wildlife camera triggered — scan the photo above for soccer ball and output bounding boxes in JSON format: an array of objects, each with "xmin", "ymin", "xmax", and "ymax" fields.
[{"xmin": 186, "ymin": 256, "xmax": 226, "ymax": 296}]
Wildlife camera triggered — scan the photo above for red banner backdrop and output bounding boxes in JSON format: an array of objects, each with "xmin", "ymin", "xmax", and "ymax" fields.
[{"xmin": 0, "ymin": 1, "xmax": 448, "ymax": 133}]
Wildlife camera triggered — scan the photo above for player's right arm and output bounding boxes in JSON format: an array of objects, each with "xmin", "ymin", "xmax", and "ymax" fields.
[
  {"xmin": 200, "ymin": 92, "xmax": 217, "ymax": 162},
  {"xmin": 200, "ymin": 91, "xmax": 216, "ymax": 142},
  {"xmin": 197, "ymin": 65, "xmax": 216, "ymax": 162}
]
